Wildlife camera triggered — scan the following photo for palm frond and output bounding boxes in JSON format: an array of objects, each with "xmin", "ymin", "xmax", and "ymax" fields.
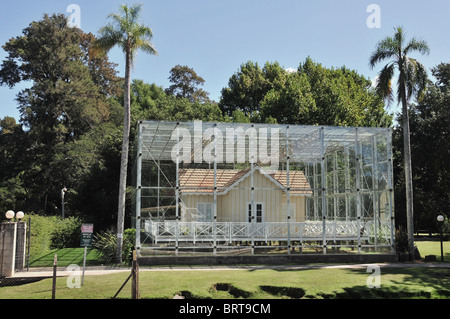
[
  {"xmin": 375, "ymin": 62, "xmax": 395, "ymax": 105},
  {"xmin": 394, "ymin": 26, "xmax": 405, "ymax": 50},
  {"xmin": 96, "ymin": 24, "xmax": 124, "ymax": 52},
  {"xmin": 403, "ymin": 37, "xmax": 430, "ymax": 56},
  {"xmin": 369, "ymin": 37, "xmax": 398, "ymax": 69},
  {"xmin": 404, "ymin": 57, "xmax": 428, "ymax": 100},
  {"xmin": 97, "ymin": 3, "xmax": 157, "ymax": 66}
]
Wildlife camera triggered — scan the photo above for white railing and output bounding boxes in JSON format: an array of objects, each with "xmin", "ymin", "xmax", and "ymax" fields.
[{"xmin": 144, "ymin": 220, "xmax": 375, "ymax": 244}]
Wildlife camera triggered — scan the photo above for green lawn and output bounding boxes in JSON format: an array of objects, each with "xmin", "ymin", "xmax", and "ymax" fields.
[
  {"xmin": 416, "ymin": 240, "xmax": 450, "ymax": 262},
  {"xmin": 1, "ymin": 266, "xmax": 449, "ymax": 299},
  {"xmin": 26, "ymin": 240, "xmax": 450, "ymax": 267},
  {"xmin": 28, "ymin": 248, "xmax": 104, "ymax": 267},
  {"xmin": 1, "ymin": 240, "xmax": 447, "ymax": 299}
]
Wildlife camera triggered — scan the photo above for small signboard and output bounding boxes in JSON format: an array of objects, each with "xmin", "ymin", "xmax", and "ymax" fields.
[
  {"xmin": 80, "ymin": 224, "xmax": 94, "ymax": 247},
  {"xmin": 81, "ymin": 224, "xmax": 94, "ymax": 234},
  {"xmin": 80, "ymin": 233, "xmax": 93, "ymax": 247},
  {"xmin": 80, "ymin": 224, "xmax": 94, "ymax": 286}
]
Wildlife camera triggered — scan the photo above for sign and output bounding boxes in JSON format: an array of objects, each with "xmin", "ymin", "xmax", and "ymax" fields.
[
  {"xmin": 80, "ymin": 224, "xmax": 94, "ymax": 247},
  {"xmin": 81, "ymin": 224, "xmax": 94, "ymax": 233},
  {"xmin": 80, "ymin": 233, "xmax": 93, "ymax": 247}
]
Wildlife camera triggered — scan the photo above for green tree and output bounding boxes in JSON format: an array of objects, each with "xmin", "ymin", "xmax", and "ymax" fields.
[
  {"xmin": 370, "ymin": 26, "xmax": 430, "ymax": 260},
  {"xmin": 260, "ymin": 72, "xmax": 316, "ymax": 124},
  {"xmin": 166, "ymin": 65, "xmax": 210, "ymax": 102},
  {"xmin": 131, "ymin": 79, "xmax": 223, "ymax": 123},
  {"xmin": 96, "ymin": 3, "xmax": 158, "ymax": 263},
  {"xmin": 297, "ymin": 57, "xmax": 391, "ymax": 127},
  {"xmin": 222, "ymin": 58, "xmax": 391, "ymax": 127},
  {"xmin": 1, "ymin": 14, "xmax": 111, "ymax": 143},
  {"xmin": 395, "ymin": 63, "xmax": 450, "ymax": 233},
  {"xmin": 220, "ymin": 61, "xmax": 278, "ymax": 117},
  {"xmin": 0, "ymin": 14, "xmax": 120, "ymax": 216}
]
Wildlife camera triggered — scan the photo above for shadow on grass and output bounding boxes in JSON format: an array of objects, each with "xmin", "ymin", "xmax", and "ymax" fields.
[
  {"xmin": 29, "ymin": 248, "xmax": 103, "ymax": 267},
  {"xmin": 337, "ymin": 267, "xmax": 450, "ymax": 299},
  {"xmin": 316, "ymin": 285, "xmax": 435, "ymax": 299}
]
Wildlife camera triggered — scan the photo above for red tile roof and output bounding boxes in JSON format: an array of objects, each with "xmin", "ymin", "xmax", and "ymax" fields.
[{"xmin": 179, "ymin": 167, "xmax": 312, "ymax": 195}]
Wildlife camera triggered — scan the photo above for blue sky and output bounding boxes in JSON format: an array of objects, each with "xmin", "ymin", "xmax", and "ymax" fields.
[{"xmin": 1, "ymin": 0, "xmax": 450, "ymax": 120}]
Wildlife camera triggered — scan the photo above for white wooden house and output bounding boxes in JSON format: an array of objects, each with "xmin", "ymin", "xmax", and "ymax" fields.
[{"xmin": 179, "ymin": 166, "xmax": 312, "ymax": 223}]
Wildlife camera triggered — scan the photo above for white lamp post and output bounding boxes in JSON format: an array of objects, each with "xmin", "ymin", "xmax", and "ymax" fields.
[
  {"xmin": 4, "ymin": 210, "xmax": 25, "ymax": 223},
  {"xmin": 5, "ymin": 210, "xmax": 15, "ymax": 222},
  {"xmin": 437, "ymin": 215, "xmax": 445, "ymax": 262},
  {"xmin": 16, "ymin": 211, "xmax": 24, "ymax": 222},
  {"xmin": 61, "ymin": 187, "xmax": 68, "ymax": 219}
]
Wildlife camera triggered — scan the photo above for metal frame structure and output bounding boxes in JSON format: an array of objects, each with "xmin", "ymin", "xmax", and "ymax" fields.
[{"xmin": 132, "ymin": 121, "xmax": 395, "ymax": 257}]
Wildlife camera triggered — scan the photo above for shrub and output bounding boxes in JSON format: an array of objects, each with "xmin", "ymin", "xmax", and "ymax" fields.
[
  {"xmin": 26, "ymin": 214, "xmax": 60, "ymax": 260},
  {"xmin": 395, "ymin": 226, "xmax": 409, "ymax": 258},
  {"xmin": 25, "ymin": 214, "xmax": 85, "ymax": 260},
  {"xmin": 93, "ymin": 228, "xmax": 136, "ymax": 264},
  {"xmin": 50, "ymin": 216, "xmax": 83, "ymax": 249}
]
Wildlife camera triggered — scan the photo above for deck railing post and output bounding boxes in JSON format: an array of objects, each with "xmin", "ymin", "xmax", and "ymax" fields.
[
  {"xmin": 286, "ymin": 125, "xmax": 291, "ymax": 255},
  {"xmin": 135, "ymin": 122, "xmax": 143, "ymax": 257},
  {"xmin": 213, "ymin": 123, "xmax": 218, "ymax": 256},
  {"xmin": 175, "ymin": 123, "xmax": 180, "ymax": 256},
  {"xmin": 355, "ymin": 128, "xmax": 362, "ymax": 254},
  {"xmin": 320, "ymin": 127, "xmax": 327, "ymax": 254}
]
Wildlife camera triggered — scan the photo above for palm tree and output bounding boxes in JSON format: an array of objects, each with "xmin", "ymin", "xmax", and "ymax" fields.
[
  {"xmin": 369, "ymin": 26, "xmax": 429, "ymax": 260},
  {"xmin": 97, "ymin": 4, "xmax": 157, "ymax": 263}
]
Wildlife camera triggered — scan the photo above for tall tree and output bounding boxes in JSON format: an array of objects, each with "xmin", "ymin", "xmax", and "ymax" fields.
[
  {"xmin": 166, "ymin": 65, "xmax": 210, "ymax": 102},
  {"xmin": 220, "ymin": 61, "xmax": 274, "ymax": 117},
  {"xmin": 97, "ymin": 3, "xmax": 157, "ymax": 263},
  {"xmin": 0, "ymin": 14, "xmax": 118, "ymax": 215},
  {"xmin": 221, "ymin": 58, "xmax": 391, "ymax": 126},
  {"xmin": 369, "ymin": 26, "xmax": 430, "ymax": 260}
]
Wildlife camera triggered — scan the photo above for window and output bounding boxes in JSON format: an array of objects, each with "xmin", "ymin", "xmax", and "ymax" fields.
[
  {"xmin": 197, "ymin": 202, "xmax": 213, "ymax": 222},
  {"xmin": 248, "ymin": 202, "xmax": 264, "ymax": 223}
]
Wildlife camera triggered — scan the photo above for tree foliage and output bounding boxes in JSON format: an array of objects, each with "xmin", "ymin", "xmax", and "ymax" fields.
[
  {"xmin": 0, "ymin": 14, "xmax": 121, "ymax": 217},
  {"xmin": 370, "ymin": 26, "xmax": 430, "ymax": 259},
  {"xmin": 220, "ymin": 58, "xmax": 392, "ymax": 127},
  {"xmin": 166, "ymin": 65, "xmax": 210, "ymax": 102},
  {"xmin": 96, "ymin": 3, "xmax": 158, "ymax": 262},
  {"xmin": 394, "ymin": 62, "xmax": 450, "ymax": 232}
]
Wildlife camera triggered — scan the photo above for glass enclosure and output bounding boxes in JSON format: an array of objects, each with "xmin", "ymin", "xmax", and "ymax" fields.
[{"xmin": 132, "ymin": 121, "xmax": 395, "ymax": 256}]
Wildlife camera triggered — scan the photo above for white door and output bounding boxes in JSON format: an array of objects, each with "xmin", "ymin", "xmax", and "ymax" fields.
[{"xmin": 247, "ymin": 202, "xmax": 264, "ymax": 223}]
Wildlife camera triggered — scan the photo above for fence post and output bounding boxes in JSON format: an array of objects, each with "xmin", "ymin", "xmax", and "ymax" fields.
[
  {"xmin": 131, "ymin": 250, "xmax": 140, "ymax": 299},
  {"xmin": 52, "ymin": 254, "xmax": 57, "ymax": 299}
]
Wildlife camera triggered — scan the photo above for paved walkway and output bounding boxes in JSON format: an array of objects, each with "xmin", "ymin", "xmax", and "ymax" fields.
[{"xmin": 9, "ymin": 262, "xmax": 450, "ymax": 279}]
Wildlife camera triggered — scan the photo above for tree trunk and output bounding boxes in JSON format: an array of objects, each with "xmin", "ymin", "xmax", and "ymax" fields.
[
  {"xmin": 116, "ymin": 47, "xmax": 132, "ymax": 263},
  {"xmin": 401, "ymin": 85, "xmax": 415, "ymax": 261}
]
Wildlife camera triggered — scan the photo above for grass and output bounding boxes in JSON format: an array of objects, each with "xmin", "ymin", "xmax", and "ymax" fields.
[
  {"xmin": 1, "ymin": 240, "xmax": 448, "ymax": 299},
  {"xmin": 416, "ymin": 240, "xmax": 450, "ymax": 262},
  {"xmin": 1, "ymin": 267, "xmax": 449, "ymax": 299},
  {"xmin": 26, "ymin": 240, "xmax": 449, "ymax": 267},
  {"xmin": 28, "ymin": 248, "xmax": 104, "ymax": 267}
]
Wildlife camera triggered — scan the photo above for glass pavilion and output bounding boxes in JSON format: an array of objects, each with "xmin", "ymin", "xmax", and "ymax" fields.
[{"xmin": 132, "ymin": 121, "xmax": 395, "ymax": 257}]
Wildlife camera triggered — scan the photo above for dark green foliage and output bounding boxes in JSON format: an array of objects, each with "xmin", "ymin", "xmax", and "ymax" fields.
[
  {"xmin": 50, "ymin": 216, "xmax": 83, "ymax": 249},
  {"xmin": 165, "ymin": 65, "xmax": 210, "ymax": 102},
  {"xmin": 93, "ymin": 228, "xmax": 136, "ymax": 263},
  {"xmin": 394, "ymin": 63, "xmax": 450, "ymax": 233},
  {"xmin": 26, "ymin": 214, "xmax": 82, "ymax": 259},
  {"xmin": 220, "ymin": 58, "xmax": 392, "ymax": 127}
]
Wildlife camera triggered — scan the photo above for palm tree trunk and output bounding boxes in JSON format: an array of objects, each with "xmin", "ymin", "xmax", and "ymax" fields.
[
  {"xmin": 401, "ymin": 85, "xmax": 415, "ymax": 261},
  {"xmin": 116, "ymin": 47, "xmax": 132, "ymax": 263}
]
